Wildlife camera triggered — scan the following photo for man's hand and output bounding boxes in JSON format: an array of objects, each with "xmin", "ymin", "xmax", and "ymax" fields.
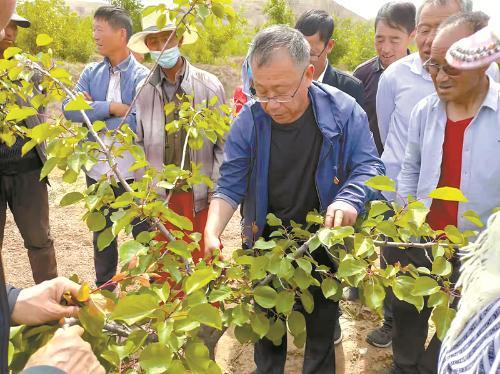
[
  {"xmin": 11, "ymin": 277, "xmax": 81, "ymax": 326},
  {"xmin": 109, "ymin": 102, "xmax": 130, "ymax": 118},
  {"xmin": 324, "ymin": 200, "xmax": 358, "ymax": 228},
  {"xmin": 204, "ymin": 233, "xmax": 222, "ymax": 255},
  {"xmin": 24, "ymin": 326, "xmax": 105, "ymax": 374}
]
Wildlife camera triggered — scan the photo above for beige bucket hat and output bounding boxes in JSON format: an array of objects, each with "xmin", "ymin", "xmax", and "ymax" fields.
[{"xmin": 127, "ymin": 10, "xmax": 198, "ymax": 54}]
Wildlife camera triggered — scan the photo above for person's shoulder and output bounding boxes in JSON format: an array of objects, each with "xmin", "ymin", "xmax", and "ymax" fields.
[
  {"xmin": 330, "ymin": 66, "xmax": 362, "ymax": 86},
  {"xmin": 81, "ymin": 60, "xmax": 104, "ymax": 75},
  {"xmin": 412, "ymin": 92, "xmax": 439, "ymax": 119},
  {"xmin": 353, "ymin": 56, "xmax": 378, "ymax": 79}
]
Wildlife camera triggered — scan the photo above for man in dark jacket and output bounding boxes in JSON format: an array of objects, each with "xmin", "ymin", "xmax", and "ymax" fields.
[
  {"xmin": 0, "ymin": 12, "xmax": 57, "ymax": 284},
  {"xmin": 204, "ymin": 25, "xmax": 384, "ymax": 374},
  {"xmin": 295, "ymin": 10, "xmax": 364, "ymax": 106}
]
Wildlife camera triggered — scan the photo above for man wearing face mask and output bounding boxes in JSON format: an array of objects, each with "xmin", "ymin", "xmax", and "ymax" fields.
[{"xmin": 129, "ymin": 11, "xmax": 225, "ymax": 263}]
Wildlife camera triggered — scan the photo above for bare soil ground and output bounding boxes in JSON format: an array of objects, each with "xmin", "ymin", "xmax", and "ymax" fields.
[{"xmin": 2, "ymin": 173, "xmax": 393, "ymax": 373}]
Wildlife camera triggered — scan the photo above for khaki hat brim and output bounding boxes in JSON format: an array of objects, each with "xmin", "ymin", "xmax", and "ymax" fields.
[
  {"xmin": 10, "ymin": 13, "xmax": 30, "ymax": 28},
  {"xmin": 128, "ymin": 25, "xmax": 198, "ymax": 54}
]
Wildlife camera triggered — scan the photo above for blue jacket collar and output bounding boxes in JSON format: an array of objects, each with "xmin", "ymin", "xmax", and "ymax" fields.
[
  {"xmin": 103, "ymin": 54, "xmax": 134, "ymax": 73},
  {"xmin": 250, "ymin": 81, "xmax": 353, "ymax": 141}
]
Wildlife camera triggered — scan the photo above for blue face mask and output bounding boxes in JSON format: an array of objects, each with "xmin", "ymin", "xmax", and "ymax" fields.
[{"xmin": 150, "ymin": 46, "xmax": 180, "ymax": 69}]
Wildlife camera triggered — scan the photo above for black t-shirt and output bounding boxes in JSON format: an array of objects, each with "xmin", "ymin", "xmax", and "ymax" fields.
[{"xmin": 266, "ymin": 104, "xmax": 323, "ymax": 230}]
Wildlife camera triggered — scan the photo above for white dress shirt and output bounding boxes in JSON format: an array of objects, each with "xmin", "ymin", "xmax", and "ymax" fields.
[
  {"xmin": 87, "ymin": 67, "xmax": 135, "ymax": 181},
  {"xmin": 376, "ymin": 52, "xmax": 499, "ymax": 199},
  {"xmin": 317, "ymin": 62, "xmax": 329, "ymax": 83}
]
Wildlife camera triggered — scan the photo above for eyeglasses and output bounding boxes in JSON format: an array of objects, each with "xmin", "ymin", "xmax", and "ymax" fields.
[
  {"xmin": 423, "ymin": 58, "xmax": 462, "ymax": 77},
  {"xmin": 310, "ymin": 43, "xmax": 328, "ymax": 62},
  {"xmin": 250, "ymin": 69, "xmax": 306, "ymax": 104}
]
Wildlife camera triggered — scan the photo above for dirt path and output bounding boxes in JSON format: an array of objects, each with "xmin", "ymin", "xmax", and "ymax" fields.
[{"xmin": 2, "ymin": 173, "xmax": 393, "ymax": 373}]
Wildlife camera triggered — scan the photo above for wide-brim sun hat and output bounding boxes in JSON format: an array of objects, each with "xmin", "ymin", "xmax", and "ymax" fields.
[
  {"xmin": 128, "ymin": 10, "xmax": 198, "ymax": 54},
  {"xmin": 10, "ymin": 12, "xmax": 30, "ymax": 28}
]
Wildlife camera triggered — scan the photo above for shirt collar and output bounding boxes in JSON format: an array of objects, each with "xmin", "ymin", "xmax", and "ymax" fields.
[
  {"xmin": 160, "ymin": 57, "xmax": 186, "ymax": 85},
  {"xmin": 432, "ymin": 77, "xmax": 498, "ymax": 112},
  {"xmin": 318, "ymin": 62, "xmax": 329, "ymax": 83},
  {"xmin": 105, "ymin": 54, "xmax": 132, "ymax": 73},
  {"xmin": 409, "ymin": 52, "xmax": 432, "ymax": 81}
]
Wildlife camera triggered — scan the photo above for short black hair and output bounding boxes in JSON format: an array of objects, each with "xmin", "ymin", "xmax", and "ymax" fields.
[
  {"xmin": 295, "ymin": 10, "xmax": 334, "ymax": 45},
  {"xmin": 438, "ymin": 11, "xmax": 490, "ymax": 33},
  {"xmin": 375, "ymin": 2, "xmax": 416, "ymax": 35},
  {"xmin": 94, "ymin": 6, "xmax": 133, "ymax": 41}
]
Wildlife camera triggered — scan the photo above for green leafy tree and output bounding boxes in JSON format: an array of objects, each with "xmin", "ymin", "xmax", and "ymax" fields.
[
  {"xmin": 15, "ymin": 0, "xmax": 94, "ymax": 63},
  {"xmin": 264, "ymin": 0, "xmax": 295, "ymax": 26},
  {"xmin": 110, "ymin": 0, "xmax": 144, "ymax": 33},
  {"xmin": 2, "ymin": 2, "xmax": 495, "ymax": 372},
  {"xmin": 329, "ymin": 17, "xmax": 376, "ymax": 71}
]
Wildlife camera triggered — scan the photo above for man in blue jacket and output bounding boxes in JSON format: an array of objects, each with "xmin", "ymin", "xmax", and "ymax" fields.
[
  {"xmin": 62, "ymin": 6, "xmax": 148, "ymax": 289},
  {"xmin": 204, "ymin": 25, "xmax": 384, "ymax": 374}
]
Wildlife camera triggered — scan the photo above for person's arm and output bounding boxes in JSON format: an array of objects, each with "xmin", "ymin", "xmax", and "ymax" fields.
[
  {"xmin": 328, "ymin": 104, "xmax": 385, "ymax": 225},
  {"xmin": 204, "ymin": 198, "xmax": 236, "ymax": 251},
  {"xmin": 376, "ymin": 72, "xmax": 395, "ymax": 146},
  {"xmin": 397, "ymin": 104, "xmax": 423, "ymax": 200},
  {"xmin": 6, "ymin": 284, "xmax": 21, "ymax": 314},
  {"xmin": 62, "ymin": 65, "xmax": 112, "ymax": 124}
]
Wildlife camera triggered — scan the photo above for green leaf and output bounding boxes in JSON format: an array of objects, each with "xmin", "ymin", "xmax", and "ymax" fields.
[
  {"xmin": 412, "ymin": 276, "xmax": 441, "ymax": 296},
  {"xmin": 428, "ymin": 291, "xmax": 448, "ymax": 308},
  {"xmin": 110, "ymin": 294, "xmax": 158, "ymax": 324},
  {"xmin": 185, "ymin": 342, "xmax": 211, "ymax": 372},
  {"xmin": 266, "ymin": 318, "xmax": 286, "ymax": 346},
  {"xmin": 78, "ymin": 306, "xmax": 104, "ymax": 337},
  {"xmin": 463, "ymin": 210, "xmax": 484, "ymax": 228},
  {"xmin": 431, "ymin": 257, "xmax": 452, "ymax": 277},
  {"xmin": 4, "ymin": 47, "xmax": 21, "ymax": 59},
  {"xmin": 254, "ymin": 238, "xmax": 276, "ymax": 250},
  {"xmin": 361, "ymin": 278, "xmax": 385, "ymax": 312},
  {"xmin": 295, "ymin": 258, "xmax": 312, "ymax": 274},
  {"xmin": 429, "ymin": 187, "xmax": 468, "ymax": 202},
  {"xmin": 36, "ymin": 34, "xmax": 53, "ymax": 46},
  {"xmin": 431, "ymin": 306, "xmax": 456, "ymax": 340},
  {"xmin": 167, "ymin": 240, "xmax": 191, "ymax": 258},
  {"xmin": 86, "ymin": 211, "xmax": 106, "ymax": 232},
  {"xmin": 97, "ymin": 228, "xmax": 115, "ymax": 251},
  {"xmin": 140, "ymin": 343, "xmax": 173, "ymax": 373},
  {"xmin": 92, "ymin": 120, "xmax": 106, "ymax": 132},
  {"xmin": 60, "ymin": 192, "xmax": 84, "ymax": 207},
  {"xmin": 354, "ymin": 234, "xmax": 375, "ymax": 257},
  {"xmin": 444, "ymin": 225, "xmax": 464, "ymax": 244},
  {"xmin": 368, "ymin": 200, "xmax": 391, "ymax": 218},
  {"xmin": 254, "ymin": 285, "xmax": 278, "ymax": 309},
  {"xmin": 266, "ymin": 213, "xmax": 282, "ymax": 227},
  {"xmin": 365, "ymin": 175, "xmax": 396, "ymax": 192},
  {"xmin": 306, "ymin": 211, "xmax": 324, "ymax": 225},
  {"xmin": 251, "ymin": 311, "xmax": 270, "ymax": 338},
  {"xmin": 336, "ymin": 257, "xmax": 368, "ymax": 278},
  {"xmin": 393, "ymin": 275, "xmax": 425, "ymax": 312},
  {"xmin": 164, "ymin": 209, "xmax": 193, "ymax": 231},
  {"xmin": 300, "ymin": 289, "xmax": 314, "ymax": 314},
  {"xmin": 212, "ymin": 3, "xmax": 225, "ymax": 18},
  {"xmin": 275, "ymin": 290, "xmax": 295, "ymax": 315},
  {"xmin": 287, "ymin": 311, "xmax": 306, "ymax": 337},
  {"xmin": 21, "ymin": 140, "xmax": 37, "ymax": 156},
  {"xmin": 5, "ymin": 106, "xmax": 37, "ymax": 122},
  {"xmin": 321, "ymin": 277, "xmax": 339, "ymax": 299},
  {"xmin": 8, "ymin": 341, "xmax": 13, "ymax": 366},
  {"xmin": 119, "ymin": 240, "xmax": 147, "ymax": 265},
  {"xmin": 189, "ymin": 303, "xmax": 222, "ymax": 330},
  {"xmin": 294, "ymin": 267, "xmax": 312, "ymax": 290},
  {"xmin": 65, "ymin": 95, "xmax": 92, "ymax": 111},
  {"xmin": 184, "ymin": 268, "xmax": 218, "ymax": 295}
]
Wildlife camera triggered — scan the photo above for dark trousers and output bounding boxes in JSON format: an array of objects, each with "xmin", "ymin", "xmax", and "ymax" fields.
[
  {"xmin": 0, "ymin": 169, "xmax": 57, "ymax": 283},
  {"xmin": 380, "ymin": 245, "xmax": 393, "ymax": 328},
  {"xmin": 254, "ymin": 286, "xmax": 339, "ymax": 374},
  {"xmin": 86, "ymin": 176, "xmax": 148, "ymax": 287},
  {"xmin": 385, "ymin": 246, "xmax": 459, "ymax": 374}
]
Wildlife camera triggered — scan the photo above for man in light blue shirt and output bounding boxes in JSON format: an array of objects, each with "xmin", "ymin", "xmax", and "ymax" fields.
[
  {"xmin": 376, "ymin": 0, "xmax": 499, "ymax": 201},
  {"xmin": 62, "ymin": 6, "xmax": 148, "ymax": 289},
  {"xmin": 394, "ymin": 12, "xmax": 500, "ymax": 374}
]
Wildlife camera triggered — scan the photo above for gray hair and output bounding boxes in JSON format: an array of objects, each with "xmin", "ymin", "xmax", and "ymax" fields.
[
  {"xmin": 438, "ymin": 11, "xmax": 489, "ymax": 33},
  {"xmin": 416, "ymin": 0, "xmax": 472, "ymax": 24},
  {"xmin": 248, "ymin": 25, "xmax": 310, "ymax": 70}
]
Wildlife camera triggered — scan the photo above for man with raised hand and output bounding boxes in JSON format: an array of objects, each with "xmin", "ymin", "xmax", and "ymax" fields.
[
  {"xmin": 204, "ymin": 25, "xmax": 384, "ymax": 374},
  {"xmin": 396, "ymin": 11, "xmax": 500, "ymax": 374},
  {"xmin": 62, "ymin": 6, "xmax": 148, "ymax": 289}
]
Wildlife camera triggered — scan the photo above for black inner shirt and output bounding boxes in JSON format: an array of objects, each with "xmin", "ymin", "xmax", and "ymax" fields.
[{"xmin": 266, "ymin": 104, "xmax": 323, "ymax": 232}]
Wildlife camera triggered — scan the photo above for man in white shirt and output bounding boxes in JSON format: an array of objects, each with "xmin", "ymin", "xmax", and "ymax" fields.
[{"xmin": 376, "ymin": 0, "xmax": 499, "ymax": 201}]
